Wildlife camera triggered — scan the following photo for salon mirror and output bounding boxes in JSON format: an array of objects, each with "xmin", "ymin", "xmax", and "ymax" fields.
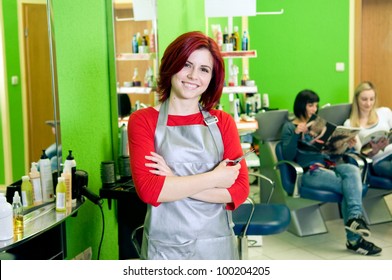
[
  {"xmin": 6, "ymin": 0, "xmax": 60, "ymax": 176},
  {"xmin": 23, "ymin": 0, "xmax": 61, "ymax": 173}
]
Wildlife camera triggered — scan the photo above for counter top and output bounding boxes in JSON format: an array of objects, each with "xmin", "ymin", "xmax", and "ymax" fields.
[{"xmin": 0, "ymin": 200, "xmax": 84, "ymax": 252}]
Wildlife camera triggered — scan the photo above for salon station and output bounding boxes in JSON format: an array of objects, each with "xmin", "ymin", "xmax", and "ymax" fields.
[{"xmin": 1, "ymin": 0, "xmax": 392, "ymax": 261}]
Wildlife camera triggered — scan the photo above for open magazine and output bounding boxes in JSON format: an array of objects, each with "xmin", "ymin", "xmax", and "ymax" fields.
[
  {"xmin": 299, "ymin": 114, "xmax": 361, "ymax": 154},
  {"xmin": 360, "ymin": 129, "xmax": 392, "ymax": 155}
]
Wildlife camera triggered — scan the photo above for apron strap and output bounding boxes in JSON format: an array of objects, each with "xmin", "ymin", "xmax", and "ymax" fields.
[{"xmin": 198, "ymin": 103, "xmax": 224, "ymax": 159}]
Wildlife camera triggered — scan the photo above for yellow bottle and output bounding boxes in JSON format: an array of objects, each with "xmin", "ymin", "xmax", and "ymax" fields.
[
  {"xmin": 12, "ymin": 192, "xmax": 24, "ymax": 237},
  {"xmin": 21, "ymin": 175, "xmax": 34, "ymax": 207},
  {"xmin": 56, "ymin": 177, "xmax": 67, "ymax": 212}
]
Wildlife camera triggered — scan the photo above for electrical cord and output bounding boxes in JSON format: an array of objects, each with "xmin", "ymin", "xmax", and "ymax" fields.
[{"xmin": 97, "ymin": 201, "xmax": 105, "ymax": 260}]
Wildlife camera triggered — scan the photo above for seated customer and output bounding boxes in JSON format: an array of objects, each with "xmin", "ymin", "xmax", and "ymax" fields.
[
  {"xmin": 281, "ymin": 89, "xmax": 381, "ymax": 256},
  {"xmin": 344, "ymin": 81, "xmax": 392, "ymax": 179}
]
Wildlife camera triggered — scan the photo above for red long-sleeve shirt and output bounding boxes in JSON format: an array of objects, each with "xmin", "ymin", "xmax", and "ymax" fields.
[{"xmin": 127, "ymin": 107, "xmax": 249, "ymax": 210}]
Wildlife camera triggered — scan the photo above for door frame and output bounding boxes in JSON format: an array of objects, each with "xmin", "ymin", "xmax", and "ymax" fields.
[{"xmin": 18, "ymin": 0, "xmax": 50, "ymax": 171}]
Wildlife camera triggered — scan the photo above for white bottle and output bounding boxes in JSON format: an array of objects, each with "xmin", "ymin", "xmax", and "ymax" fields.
[
  {"xmin": 0, "ymin": 193, "xmax": 13, "ymax": 240},
  {"xmin": 39, "ymin": 150, "xmax": 54, "ymax": 202},
  {"xmin": 29, "ymin": 162, "xmax": 43, "ymax": 204}
]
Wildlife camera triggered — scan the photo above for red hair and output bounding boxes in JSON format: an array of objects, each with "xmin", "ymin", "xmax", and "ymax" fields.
[{"xmin": 157, "ymin": 31, "xmax": 225, "ymax": 111}]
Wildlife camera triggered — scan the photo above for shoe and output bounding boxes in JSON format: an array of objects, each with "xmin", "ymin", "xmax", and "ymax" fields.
[
  {"xmin": 346, "ymin": 238, "xmax": 382, "ymax": 256},
  {"xmin": 345, "ymin": 218, "xmax": 371, "ymax": 237}
]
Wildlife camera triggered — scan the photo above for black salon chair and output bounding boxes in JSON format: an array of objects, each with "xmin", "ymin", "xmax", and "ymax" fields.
[{"xmin": 232, "ymin": 172, "xmax": 291, "ymax": 260}]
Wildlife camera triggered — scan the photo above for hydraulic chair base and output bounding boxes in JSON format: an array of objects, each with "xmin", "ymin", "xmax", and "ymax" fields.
[{"xmin": 362, "ymin": 188, "xmax": 392, "ymax": 225}]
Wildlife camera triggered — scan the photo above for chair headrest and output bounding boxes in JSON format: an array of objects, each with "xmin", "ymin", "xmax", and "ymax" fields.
[
  {"xmin": 318, "ymin": 103, "xmax": 351, "ymax": 125},
  {"xmin": 253, "ymin": 110, "xmax": 289, "ymax": 141}
]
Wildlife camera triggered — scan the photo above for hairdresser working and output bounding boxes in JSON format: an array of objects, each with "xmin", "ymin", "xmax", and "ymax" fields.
[
  {"xmin": 344, "ymin": 81, "xmax": 392, "ymax": 179},
  {"xmin": 280, "ymin": 89, "xmax": 381, "ymax": 256},
  {"xmin": 128, "ymin": 31, "xmax": 249, "ymax": 260}
]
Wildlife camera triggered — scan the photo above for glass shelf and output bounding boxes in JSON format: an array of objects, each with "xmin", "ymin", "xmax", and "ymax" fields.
[
  {"xmin": 222, "ymin": 85, "xmax": 258, "ymax": 94},
  {"xmin": 221, "ymin": 50, "xmax": 257, "ymax": 58},
  {"xmin": 117, "ymin": 86, "xmax": 152, "ymax": 94},
  {"xmin": 116, "ymin": 52, "xmax": 157, "ymax": 61}
]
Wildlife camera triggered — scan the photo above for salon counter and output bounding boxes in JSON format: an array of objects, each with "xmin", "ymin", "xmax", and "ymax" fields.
[{"xmin": 0, "ymin": 200, "xmax": 84, "ymax": 260}]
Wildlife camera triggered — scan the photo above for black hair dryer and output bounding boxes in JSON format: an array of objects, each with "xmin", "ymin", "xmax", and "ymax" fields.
[{"xmin": 75, "ymin": 170, "xmax": 102, "ymax": 205}]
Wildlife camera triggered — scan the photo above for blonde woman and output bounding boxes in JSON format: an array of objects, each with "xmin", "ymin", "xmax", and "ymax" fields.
[{"xmin": 344, "ymin": 81, "xmax": 392, "ymax": 179}]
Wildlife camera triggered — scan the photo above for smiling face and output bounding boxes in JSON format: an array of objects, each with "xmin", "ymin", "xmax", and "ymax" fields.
[
  {"xmin": 306, "ymin": 102, "xmax": 319, "ymax": 119},
  {"xmin": 357, "ymin": 88, "xmax": 376, "ymax": 115},
  {"xmin": 170, "ymin": 48, "xmax": 213, "ymax": 102}
]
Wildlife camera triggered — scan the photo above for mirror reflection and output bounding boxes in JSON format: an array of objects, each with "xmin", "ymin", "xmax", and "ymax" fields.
[{"xmin": 19, "ymin": 0, "xmax": 61, "ymax": 172}]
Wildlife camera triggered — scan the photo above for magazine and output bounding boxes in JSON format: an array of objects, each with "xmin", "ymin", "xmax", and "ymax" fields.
[
  {"xmin": 299, "ymin": 114, "xmax": 361, "ymax": 155},
  {"xmin": 360, "ymin": 129, "xmax": 392, "ymax": 156}
]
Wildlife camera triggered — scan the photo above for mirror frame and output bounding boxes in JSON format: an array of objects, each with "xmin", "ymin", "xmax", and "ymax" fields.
[{"xmin": 46, "ymin": 0, "xmax": 61, "ymax": 173}]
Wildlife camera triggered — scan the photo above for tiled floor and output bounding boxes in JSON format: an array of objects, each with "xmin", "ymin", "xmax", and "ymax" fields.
[{"xmin": 247, "ymin": 188, "xmax": 392, "ymax": 260}]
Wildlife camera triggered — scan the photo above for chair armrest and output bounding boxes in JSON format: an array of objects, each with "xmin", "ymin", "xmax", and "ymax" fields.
[
  {"xmin": 274, "ymin": 160, "xmax": 303, "ymax": 198},
  {"xmin": 248, "ymin": 172, "xmax": 275, "ymax": 203},
  {"xmin": 344, "ymin": 152, "xmax": 372, "ymax": 183},
  {"xmin": 131, "ymin": 225, "xmax": 144, "ymax": 258},
  {"xmin": 240, "ymin": 197, "xmax": 255, "ymax": 238}
]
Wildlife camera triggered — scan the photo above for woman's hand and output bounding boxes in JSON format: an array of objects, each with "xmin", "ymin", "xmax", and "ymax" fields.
[
  {"xmin": 295, "ymin": 122, "xmax": 308, "ymax": 135},
  {"xmin": 145, "ymin": 152, "xmax": 175, "ymax": 176},
  {"xmin": 210, "ymin": 160, "xmax": 241, "ymax": 189},
  {"xmin": 370, "ymin": 137, "xmax": 388, "ymax": 154},
  {"xmin": 347, "ymin": 137, "xmax": 357, "ymax": 149}
]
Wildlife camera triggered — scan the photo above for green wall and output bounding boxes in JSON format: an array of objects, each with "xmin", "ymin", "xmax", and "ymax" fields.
[
  {"xmin": 1, "ymin": 0, "xmax": 25, "ymax": 185},
  {"xmin": 1, "ymin": 0, "xmax": 352, "ymax": 259},
  {"xmin": 52, "ymin": 0, "xmax": 117, "ymax": 259}
]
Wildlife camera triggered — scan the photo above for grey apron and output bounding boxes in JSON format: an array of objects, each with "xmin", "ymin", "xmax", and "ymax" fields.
[{"xmin": 140, "ymin": 101, "xmax": 238, "ymax": 260}]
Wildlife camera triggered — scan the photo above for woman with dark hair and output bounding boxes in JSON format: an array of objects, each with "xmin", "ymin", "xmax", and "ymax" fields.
[
  {"xmin": 280, "ymin": 89, "xmax": 381, "ymax": 256},
  {"xmin": 128, "ymin": 31, "xmax": 249, "ymax": 260}
]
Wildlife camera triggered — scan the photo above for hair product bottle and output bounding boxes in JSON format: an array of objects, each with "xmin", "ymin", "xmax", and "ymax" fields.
[
  {"xmin": 29, "ymin": 162, "xmax": 43, "ymax": 204},
  {"xmin": 64, "ymin": 150, "xmax": 77, "ymax": 203},
  {"xmin": 233, "ymin": 26, "xmax": 240, "ymax": 51},
  {"xmin": 132, "ymin": 34, "xmax": 138, "ymax": 53},
  {"xmin": 149, "ymin": 29, "xmax": 155, "ymax": 53},
  {"xmin": 21, "ymin": 175, "xmax": 34, "ymax": 207},
  {"xmin": 56, "ymin": 177, "xmax": 67, "ymax": 212},
  {"xmin": 242, "ymin": 30, "xmax": 249, "ymax": 51},
  {"xmin": 12, "ymin": 191, "xmax": 23, "ymax": 238},
  {"xmin": 0, "ymin": 193, "xmax": 13, "ymax": 240},
  {"xmin": 39, "ymin": 150, "xmax": 54, "ymax": 202}
]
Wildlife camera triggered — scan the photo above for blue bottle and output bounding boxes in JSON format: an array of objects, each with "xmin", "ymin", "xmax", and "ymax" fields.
[
  {"xmin": 242, "ymin": 30, "xmax": 249, "ymax": 51},
  {"xmin": 132, "ymin": 34, "xmax": 138, "ymax": 53}
]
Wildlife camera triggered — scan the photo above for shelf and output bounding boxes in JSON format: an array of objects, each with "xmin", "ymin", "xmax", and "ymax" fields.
[
  {"xmin": 236, "ymin": 119, "xmax": 258, "ymax": 136},
  {"xmin": 222, "ymin": 86, "xmax": 258, "ymax": 94},
  {"xmin": 116, "ymin": 52, "xmax": 157, "ymax": 61},
  {"xmin": 221, "ymin": 50, "xmax": 257, "ymax": 58},
  {"xmin": 117, "ymin": 87, "xmax": 152, "ymax": 94}
]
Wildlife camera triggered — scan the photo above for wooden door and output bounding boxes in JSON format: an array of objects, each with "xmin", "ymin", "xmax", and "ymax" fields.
[
  {"xmin": 359, "ymin": 0, "xmax": 392, "ymax": 108},
  {"xmin": 23, "ymin": 3, "xmax": 54, "ymax": 163}
]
